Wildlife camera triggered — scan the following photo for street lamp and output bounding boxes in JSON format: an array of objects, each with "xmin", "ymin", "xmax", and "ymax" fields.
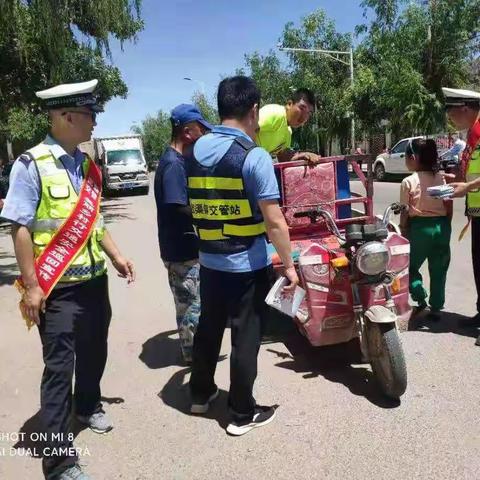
[
  {"xmin": 278, "ymin": 43, "xmax": 356, "ymax": 152},
  {"xmin": 183, "ymin": 77, "xmax": 206, "ymax": 96}
]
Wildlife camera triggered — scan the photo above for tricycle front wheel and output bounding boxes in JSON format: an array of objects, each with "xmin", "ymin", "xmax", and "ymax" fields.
[{"xmin": 366, "ymin": 321, "xmax": 407, "ymax": 399}]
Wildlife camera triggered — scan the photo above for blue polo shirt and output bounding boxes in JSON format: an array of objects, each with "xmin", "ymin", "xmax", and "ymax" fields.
[{"xmin": 192, "ymin": 126, "xmax": 280, "ymax": 273}]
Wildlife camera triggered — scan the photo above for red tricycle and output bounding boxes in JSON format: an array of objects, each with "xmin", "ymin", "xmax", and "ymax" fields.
[{"xmin": 271, "ymin": 155, "xmax": 411, "ymax": 399}]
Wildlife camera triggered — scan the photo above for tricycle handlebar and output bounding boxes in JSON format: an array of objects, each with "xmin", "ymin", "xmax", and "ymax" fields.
[{"xmin": 293, "ymin": 203, "xmax": 407, "ymax": 242}]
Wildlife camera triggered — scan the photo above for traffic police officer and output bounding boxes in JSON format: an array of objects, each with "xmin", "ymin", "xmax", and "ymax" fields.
[
  {"xmin": 443, "ymin": 87, "xmax": 480, "ymax": 345},
  {"xmin": 1, "ymin": 79, "xmax": 135, "ymax": 479}
]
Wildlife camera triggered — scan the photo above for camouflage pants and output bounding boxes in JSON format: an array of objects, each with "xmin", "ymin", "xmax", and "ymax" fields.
[{"xmin": 163, "ymin": 260, "xmax": 200, "ymax": 356}]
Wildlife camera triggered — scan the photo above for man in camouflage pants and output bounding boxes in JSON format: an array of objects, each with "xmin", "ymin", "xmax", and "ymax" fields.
[
  {"xmin": 154, "ymin": 104, "xmax": 212, "ymax": 363},
  {"xmin": 163, "ymin": 261, "xmax": 200, "ymax": 358}
]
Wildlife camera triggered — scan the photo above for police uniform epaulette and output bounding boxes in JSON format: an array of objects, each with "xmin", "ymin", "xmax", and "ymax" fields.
[{"xmin": 17, "ymin": 153, "xmax": 34, "ymax": 164}]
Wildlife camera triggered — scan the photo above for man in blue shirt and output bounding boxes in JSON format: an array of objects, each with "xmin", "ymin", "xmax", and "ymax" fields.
[
  {"xmin": 154, "ymin": 104, "xmax": 212, "ymax": 363},
  {"xmin": 187, "ymin": 76, "xmax": 299, "ymax": 436}
]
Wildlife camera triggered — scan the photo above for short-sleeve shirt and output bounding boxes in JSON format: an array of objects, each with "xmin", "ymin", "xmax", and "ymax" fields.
[
  {"xmin": 0, "ymin": 135, "xmax": 86, "ymax": 227},
  {"xmin": 192, "ymin": 125, "xmax": 280, "ymax": 273},
  {"xmin": 257, "ymin": 104, "xmax": 292, "ymax": 156},
  {"xmin": 400, "ymin": 171, "xmax": 448, "ymax": 217},
  {"xmin": 154, "ymin": 147, "xmax": 198, "ymax": 262}
]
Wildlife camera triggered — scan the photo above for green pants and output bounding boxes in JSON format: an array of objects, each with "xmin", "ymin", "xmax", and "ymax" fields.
[{"xmin": 408, "ymin": 216, "xmax": 451, "ymax": 311}]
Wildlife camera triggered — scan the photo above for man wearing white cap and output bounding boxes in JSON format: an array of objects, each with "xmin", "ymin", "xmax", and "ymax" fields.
[
  {"xmin": 1, "ymin": 80, "xmax": 135, "ymax": 479},
  {"xmin": 442, "ymin": 87, "xmax": 480, "ymax": 343}
]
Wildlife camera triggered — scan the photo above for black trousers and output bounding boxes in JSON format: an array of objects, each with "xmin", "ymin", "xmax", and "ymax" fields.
[
  {"xmin": 189, "ymin": 265, "xmax": 273, "ymax": 423},
  {"xmin": 39, "ymin": 275, "xmax": 111, "ymax": 479},
  {"xmin": 472, "ymin": 218, "xmax": 480, "ymax": 313}
]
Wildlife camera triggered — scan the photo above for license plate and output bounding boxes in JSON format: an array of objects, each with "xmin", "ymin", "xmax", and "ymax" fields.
[{"xmin": 124, "ymin": 182, "xmax": 135, "ymax": 189}]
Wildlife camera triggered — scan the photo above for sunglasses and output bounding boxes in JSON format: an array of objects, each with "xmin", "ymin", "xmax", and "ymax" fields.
[{"xmin": 62, "ymin": 110, "xmax": 97, "ymax": 122}]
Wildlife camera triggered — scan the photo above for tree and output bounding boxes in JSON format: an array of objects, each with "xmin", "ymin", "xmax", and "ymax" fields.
[
  {"xmin": 0, "ymin": 0, "xmax": 143, "ymax": 153},
  {"xmin": 133, "ymin": 92, "xmax": 218, "ymax": 168},
  {"xmin": 353, "ymin": 0, "xmax": 480, "ymax": 137},
  {"xmin": 132, "ymin": 111, "xmax": 171, "ymax": 169},
  {"xmin": 240, "ymin": 10, "xmax": 354, "ymax": 154},
  {"xmin": 192, "ymin": 92, "xmax": 219, "ymax": 125}
]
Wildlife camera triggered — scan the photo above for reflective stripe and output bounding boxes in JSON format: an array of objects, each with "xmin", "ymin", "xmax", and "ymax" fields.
[
  {"xmin": 190, "ymin": 199, "xmax": 252, "ymax": 220},
  {"xmin": 188, "ymin": 177, "xmax": 244, "ymax": 190},
  {"xmin": 198, "ymin": 229, "xmax": 228, "ymax": 241},
  {"xmin": 30, "ymin": 216, "xmax": 104, "ymax": 232},
  {"xmin": 223, "ymin": 222, "xmax": 265, "ymax": 237},
  {"xmin": 63, "ymin": 261, "xmax": 106, "ymax": 278},
  {"xmin": 467, "ymin": 207, "xmax": 480, "ymax": 217}
]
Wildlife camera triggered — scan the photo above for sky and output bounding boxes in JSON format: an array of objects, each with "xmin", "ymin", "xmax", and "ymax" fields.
[{"xmin": 94, "ymin": 0, "xmax": 366, "ymax": 137}]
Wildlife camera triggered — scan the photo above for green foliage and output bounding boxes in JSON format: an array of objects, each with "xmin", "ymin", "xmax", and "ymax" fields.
[
  {"xmin": 354, "ymin": 0, "xmax": 480, "ymax": 137},
  {"xmin": 133, "ymin": 93, "xmax": 219, "ymax": 168},
  {"xmin": 192, "ymin": 92, "xmax": 219, "ymax": 125},
  {"xmin": 132, "ymin": 111, "xmax": 171, "ymax": 169},
  {"xmin": 241, "ymin": 10, "xmax": 353, "ymax": 154},
  {"xmin": 0, "ymin": 0, "xmax": 143, "ymax": 151}
]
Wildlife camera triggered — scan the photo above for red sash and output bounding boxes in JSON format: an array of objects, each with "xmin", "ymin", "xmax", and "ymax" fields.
[
  {"xmin": 458, "ymin": 119, "xmax": 480, "ymax": 240},
  {"xmin": 460, "ymin": 119, "xmax": 480, "ymax": 180},
  {"xmin": 16, "ymin": 158, "xmax": 102, "ymax": 326}
]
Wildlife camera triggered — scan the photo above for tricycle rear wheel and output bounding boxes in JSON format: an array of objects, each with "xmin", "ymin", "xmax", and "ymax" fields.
[{"xmin": 366, "ymin": 321, "xmax": 407, "ymax": 399}]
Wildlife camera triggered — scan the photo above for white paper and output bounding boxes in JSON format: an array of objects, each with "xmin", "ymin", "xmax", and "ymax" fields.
[{"xmin": 265, "ymin": 276, "xmax": 306, "ymax": 318}]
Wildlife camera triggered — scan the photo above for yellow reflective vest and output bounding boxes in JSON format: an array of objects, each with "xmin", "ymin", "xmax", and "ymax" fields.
[{"xmin": 27, "ymin": 142, "xmax": 107, "ymax": 283}]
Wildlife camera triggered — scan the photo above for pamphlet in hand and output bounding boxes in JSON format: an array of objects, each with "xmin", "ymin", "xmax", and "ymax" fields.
[
  {"xmin": 427, "ymin": 185, "xmax": 455, "ymax": 199},
  {"xmin": 265, "ymin": 276, "xmax": 306, "ymax": 318}
]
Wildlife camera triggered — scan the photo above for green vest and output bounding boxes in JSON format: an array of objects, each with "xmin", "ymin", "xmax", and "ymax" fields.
[
  {"xmin": 28, "ymin": 142, "xmax": 107, "ymax": 283},
  {"xmin": 466, "ymin": 145, "xmax": 480, "ymax": 216}
]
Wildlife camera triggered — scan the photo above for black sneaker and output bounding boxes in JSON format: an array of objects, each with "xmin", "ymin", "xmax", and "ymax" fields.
[
  {"xmin": 411, "ymin": 303, "xmax": 427, "ymax": 317},
  {"xmin": 226, "ymin": 405, "xmax": 276, "ymax": 436},
  {"xmin": 459, "ymin": 313, "xmax": 480, "ymax": 328},
  {"xmin": 475, "ymin": 334, "xmax": 480, "ymax": 346},
  {"xmin": 190, "ymin": 388, "xmax": 219, "ymax": 414}
]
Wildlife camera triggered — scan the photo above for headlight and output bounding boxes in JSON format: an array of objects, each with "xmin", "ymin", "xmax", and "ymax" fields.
[{"xmin": 356, "ymin": 242, "xmax": 390, "ymax": 276}]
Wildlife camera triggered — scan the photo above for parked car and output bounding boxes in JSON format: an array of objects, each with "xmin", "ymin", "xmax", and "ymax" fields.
[
  {"xmin": 373, "ymin": 136, "xmax": 423, "ymax": 180},
  {"xmin": 438, "ymin": 139, "xmax": 466, "ymax": 173}
]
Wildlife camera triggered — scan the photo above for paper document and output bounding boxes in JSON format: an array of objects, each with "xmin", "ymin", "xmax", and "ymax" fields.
[
  {"xmin": 265, "ymin": 276, "xmax": 306, "ymax": 318},
  {"xmin": 427, "ymin": 185, "xmax": 454, "ymax": 199}
]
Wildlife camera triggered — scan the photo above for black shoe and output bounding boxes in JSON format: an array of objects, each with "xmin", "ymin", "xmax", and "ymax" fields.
[
  {"xmin": 459, "ymin": 313, "xmax": 480, "ymax": 328},
  {"xmin": 226, "ymin": 405, "xmax": 276, "ymax": 436},
  {"xmin": 411, "ymin": 303, "xmax": 427, "ymax": 317},
  {"xmin": 475, "ymin": 335, "xmax": 480, "ymax": 346},
  {"xmin": 190, "ymin": 388, "xmax": 219, "ymax": 414}
]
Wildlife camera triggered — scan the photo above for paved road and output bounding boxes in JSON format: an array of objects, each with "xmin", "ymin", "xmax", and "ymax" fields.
[{"xmin": 0, "ymin": 180, "xmax": 479, "ymax": 480}]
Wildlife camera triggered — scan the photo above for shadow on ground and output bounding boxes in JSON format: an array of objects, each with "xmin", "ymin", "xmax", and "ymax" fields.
[
  {"xmin": 159, "ymin": 367, "xmax": 230, "ymax": 429},
  {"xmin": 409, "ymin": 310, "xmax": 479, "ymax": 340},
  {"xmin": 12, "ymin": 411, "xmax": 88, "ymax": 459},
  {"xmin": 13, "ymin": 397, "xmax": 125, "ymax": 458},
  {"xmin": 268, "ymin": 328, "xmax": 401, "ymax": 409},
  {"xmin": 100, "ymin": 197, "xmax": 136, "ymax": 225},
  {"xmin": 139, "ymin": 329, "xmax": 185, "ymax": 369}
]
